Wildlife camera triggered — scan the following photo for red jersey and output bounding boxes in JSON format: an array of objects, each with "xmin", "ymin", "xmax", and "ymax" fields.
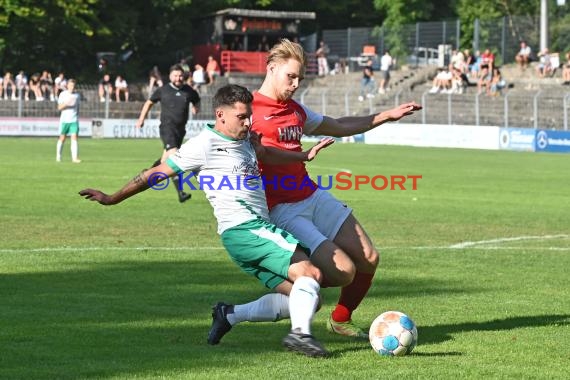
[{"xmin": 251, "ymin": 92, "xmax": 324, "ymax": 209}]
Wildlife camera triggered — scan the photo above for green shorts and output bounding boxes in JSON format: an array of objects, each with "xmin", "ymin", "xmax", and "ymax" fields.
[
  {"xmin": 60, "ymin": 121, "xmax": 79, "ymax": 135},
  {"xmin": 221, "ymin": 218, "xmax": 300, "ymax": 289}
]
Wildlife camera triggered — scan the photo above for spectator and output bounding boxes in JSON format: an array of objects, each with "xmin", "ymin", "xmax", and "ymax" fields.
[
  {"xmin": 315, "ymin": 40, "xmax": 330, "ymax": 77},
  {"xmin": 480, "ymin": 48, "xmax": 495, "ymax": 73},
  {"xmin": 536, "ymin": 48, "xmax": 554, "ymax": 78},
  {"xmin": 229, "ymin": 36, "xmax": 243, "ymax": 51},
  {"xmin": 98, "ymin": 73, "xmax": 113, "ymax": 102},
  {"xmin": 379, "ymin": 50, "xmax": 393, "ymax": 94},
  {"xmin": 470, "ymin": 50, "xmax": 482, "ymax": 79},
  {"xmin": 179, "ymin": 59, "xmax": 191, "ymax": 82},
  {"xmin": 358, "ymin": 59, "xmax": 375, "ymax": 101},
  {"xmin": 463, "ymin": 49, "xmax": 476, "ymax": 75},
  {"xmin": 148, "ymin": 65, "xmax": 163, "ymax": 98},
  {"xmin": 54, "ymin": 72, "xmax": 67, "ymax": 99},
  {"xmin": 429, "ymin": 68, "xmax": 453, "ymax": 93},
  {"xmin": 450, "ymin": 49, "xmax": 465, "ymax": 73},
  {"xmin": 2, "ymin": 71, "xmax": 17, "ymax": 100},
  {"xmin": 28, "ymin": 73, "xmax": 43, "ymax": 100},
  {"xmin": 489, "ymin": 67, "xmax": 506, "ymax": 96},
  {"xmin": 477, "ymin": 65, "xmax": 493, "ymax": 95},
  {"xmin": 515, "ymin": 41, "xmax": 532, "ymax": 70},
  {"xmin": 562, "ymin": 51, "xmax": 570, "ymax": 85},
  {"xmin": 15, "ymin": 70, "xmax": 29, "ymax": 101},
  {"xmin": 114, "ymin": 75, "xmax": 129, "ymax": 102},
  {"xmin": 257, "ymin": 35, "xmax": 270, "ymax": 52},
  {"xmin": 206, "ymin": 55, "xmax": 221, "ymax": 85},
  {"xmin": 39, "ymin": 70, "xmax": 55, "ymax": 101},
  {"xmin": 192, "ymin": 64, "xmax": 206, "ymax": 91}
]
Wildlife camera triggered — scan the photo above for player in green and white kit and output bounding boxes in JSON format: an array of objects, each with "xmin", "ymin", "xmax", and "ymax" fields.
[
  {"xmin": 56, "ymin": 79, "xmax": 81, "ymax": 163},
  {"xmin": 79, "ymin": 84, "xmax": 334, "ymax": 358}
]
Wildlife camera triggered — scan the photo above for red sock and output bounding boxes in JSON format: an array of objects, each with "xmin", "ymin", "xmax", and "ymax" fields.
[{"xmin": 331, "ymin": 272, "xmax": 374, "ymax": 322}]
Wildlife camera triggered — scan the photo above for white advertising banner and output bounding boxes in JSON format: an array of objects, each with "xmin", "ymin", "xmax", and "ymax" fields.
[
  {"xmin": 0, "ymin": 118, "xmax": 92, "ymax": 136},
  {"xmin": 91, "ymin": 119, "xmax": 213, "ymax": 139},
  {"xmin": 364, "ymin": 123, "xmax": 500, "ymax": 150},
  {"xmin": 0, "ymin": 118, "xmax": 213, "ymax": 139}
]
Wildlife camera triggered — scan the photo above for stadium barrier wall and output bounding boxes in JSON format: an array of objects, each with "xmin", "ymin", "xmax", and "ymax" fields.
[
  {"xmin": 363, "ymin": 124, "xmax": 501, "ymax": 150},
  {"xmin": 3, "ymin": 118, "xmax": 569, "ymax": 153}
]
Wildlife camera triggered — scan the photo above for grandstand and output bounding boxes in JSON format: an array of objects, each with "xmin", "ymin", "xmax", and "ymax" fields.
[{"xmin": 1, "ymin": 62, "xmax": 569, "ymax": 130}]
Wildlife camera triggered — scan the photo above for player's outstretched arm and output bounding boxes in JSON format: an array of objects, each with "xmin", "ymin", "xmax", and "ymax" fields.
[
  {"xmin": 311, "ymin": 102, "xmax": 422, "ymax": 137},
  {"xmin": 79, "ymin": 164, "xmax": 176, "ymax": 205},
  {"xmin": 250, "ymin": 132, "xmax": 334, "ymax": 164}
]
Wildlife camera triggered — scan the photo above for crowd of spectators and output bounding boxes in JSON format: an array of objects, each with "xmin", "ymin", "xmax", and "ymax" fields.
[{"xmin": 1, "ymin": 69, "xmax": 68, "ymax": 101}]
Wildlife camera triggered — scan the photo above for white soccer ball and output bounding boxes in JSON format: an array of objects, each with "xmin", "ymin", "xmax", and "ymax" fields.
[{"xmin": 369, "ymin": 311, "xmax": 418, "ymax": 356}]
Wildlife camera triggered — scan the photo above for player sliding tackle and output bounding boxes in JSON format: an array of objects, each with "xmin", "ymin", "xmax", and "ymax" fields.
[{"xmin": 79, "ymin": 84, "xmax": 335, "ymax": 358}]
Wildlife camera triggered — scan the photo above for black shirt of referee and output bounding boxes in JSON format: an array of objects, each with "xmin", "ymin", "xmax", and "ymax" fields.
[{"xmin": 149, "ymin": 76, "xmax": 200, "ymax": 150}]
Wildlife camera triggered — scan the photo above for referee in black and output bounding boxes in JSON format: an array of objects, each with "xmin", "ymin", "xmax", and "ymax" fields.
[{"xmin": 136, "ymin": 64, "xmax": 201, "ymax": 203}]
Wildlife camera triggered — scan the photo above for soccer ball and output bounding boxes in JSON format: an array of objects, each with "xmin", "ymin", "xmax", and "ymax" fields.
[{"xmin": 369, "ymin": 311, "xmax": 418, "ymax": 356}]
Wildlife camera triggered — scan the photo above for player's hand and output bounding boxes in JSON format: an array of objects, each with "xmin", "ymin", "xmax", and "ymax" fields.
[
  {"xmin": 249, "ymin": 131, "xmax": 265, "ymax": 157},
  {"xmin": 78, "ymin": 189, "xmax": 115, "ymax": 205},
  {"xmin": 305, "ymin": 137, "xmax": 335, "ymax": 161},
  {"xmin": 384, "ymin": 102, "xmax": 422, "ymax": 121},
  {"xmin": 135, "ymin": 119, "xmax": 144, "ymax": 129}
]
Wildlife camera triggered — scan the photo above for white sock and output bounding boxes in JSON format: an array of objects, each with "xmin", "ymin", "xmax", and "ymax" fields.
[
  {"xmin": 289, "ymin": 276, "xmax": 320, "ymax": 335},
  {"xmin": 71, "ymin": 140, "xmax": 78, "ymax": 160},
  {"xmin": 227, "ymin": 293, "xmax": 289, "ymax": 326},
  {"xmin": 56, "ymin": 140, "xmax": 63, "ymax": 159}
]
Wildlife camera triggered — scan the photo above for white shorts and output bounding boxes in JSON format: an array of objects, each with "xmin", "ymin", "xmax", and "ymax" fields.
[{"xmin": 269, "ymin": 189, "xmax": 352, "ymax": 254}]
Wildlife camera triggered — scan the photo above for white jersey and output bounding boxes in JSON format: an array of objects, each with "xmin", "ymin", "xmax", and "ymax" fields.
[
  {"xmin": 58, "ymin": 90, "xmax": 80, "ymax": 123},
  {"xmin": 166, "ymin": 125, "xmax": 269, "ymax": 234}
]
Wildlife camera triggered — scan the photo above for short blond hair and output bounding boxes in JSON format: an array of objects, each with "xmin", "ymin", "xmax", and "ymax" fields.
[{"xmin": 266, "ymin": 38, "xmax": 306, "ymax": 68}]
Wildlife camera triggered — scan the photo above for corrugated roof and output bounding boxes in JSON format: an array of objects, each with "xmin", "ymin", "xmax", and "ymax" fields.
[{"xmin": 214, "ymin": 8, "xmax": 316, "ymax": 20}]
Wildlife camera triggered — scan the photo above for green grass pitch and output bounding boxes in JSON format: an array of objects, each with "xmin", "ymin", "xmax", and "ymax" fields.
[{"xmin": 1, "ymin": 137, "xmax": 569, "ymax": 379}]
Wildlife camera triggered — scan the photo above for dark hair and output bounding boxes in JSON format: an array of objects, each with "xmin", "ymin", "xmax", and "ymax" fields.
[
  {"xmin": 169, "ymin": 64, "xmax": 184, "ymax": 73},
  {"xmin": 213, "ymin": 84, "xmax": 253, "ymax": 110}
]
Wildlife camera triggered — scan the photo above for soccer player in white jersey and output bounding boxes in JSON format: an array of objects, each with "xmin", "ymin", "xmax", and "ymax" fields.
[
  {"xmin": 79, "ymin": 84, "xmax": 334, "ymax": 358},
  {"xmin": 56, "ymin": 79, "xmax": 81, "ymax": 163}
]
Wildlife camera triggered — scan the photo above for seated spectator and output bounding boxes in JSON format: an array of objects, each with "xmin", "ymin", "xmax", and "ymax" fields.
[
  {"xmin": 39, "ymin": 70, "xmax": 55, "ymax": 101},
  {"xmin": 206, "ymin": 55, "xmax": 221, "ymax": 85},
  {"xmin": 192, "ymin": 64, "xmax": 206, "ymax": 91},
  {"xmin": 450, "ymin": 49, "xmax": 465, "ymax": 73},
  {"xmin": 470, "ymin": 50, "xmax": 482, "ymax": 79},
  {"xmin": 2, "ymin": 71, "xmax": 17, "ymax": 100},
  {"xmin": 536, "ymin": 48, "xmax": 554, "ymax": 78},
  {"xmin": 477, "ymin": 65, "xmax": 493, "ymax": 95},
  {"xmin": 489, "ymin": 67, "xmax": 506, "ymax": 96},
  {"xmin": 114, "ymin": 75, "xmax": 129, "ymax": 102},
  {"xmin": 562, "ymin": 51, "xmax": 570, "ymax": 85},
  {"xmin": 358, "ymin": 59, "xmax": 376, "ymax": 101},
  {"xmin": 429, "ymin": 68, "xmax": 453, "ymax": 93},
  {"xmin": 515, "ymin": 41, "xmax": 532, "ymax": 70},
  {"xmin": 15, "ymin": 70, "xmax": 29, "ymax": 101},
  {"xmin": 480, "ymin": 48, "xmax": 495, "ymax": 73},
  {"xmin": 54, "ymin": 72, "xmax": 67, "ymax": 99},
  {"xmin": 98, "ymin": 73, "xmax": 113, "ymax": 102},
  {"xmin": 463, "ymin": 49, "xmax": 476, "ymax": 75},
  {"xmin": 450, "ymin": 67, "xmax": 468, "ymax": 94},
  {"xmin": 28, "ymin": 73, "xmax": 43, "ymax": 100}
]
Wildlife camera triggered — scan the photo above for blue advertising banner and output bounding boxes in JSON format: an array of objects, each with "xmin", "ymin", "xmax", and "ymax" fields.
[
  {"xmin": 499, "ymin": 128, "xmax": 536, "ymax": 151},
  {"xmin": 535, "ymin": 130, "xmax": 570, "ymax": 153}
]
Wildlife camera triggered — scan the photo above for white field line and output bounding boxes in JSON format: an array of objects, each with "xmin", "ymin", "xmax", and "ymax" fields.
[
  {"xmin": 1, "ymin": 240, "xmax": 569, "ymax": 254},
  {"xmin": 448, "ymin": 234, "xmax": 569, "ymax": 249}
]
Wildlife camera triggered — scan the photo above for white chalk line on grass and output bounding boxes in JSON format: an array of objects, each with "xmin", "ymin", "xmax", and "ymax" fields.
[
  {"xmin": 448, "ymin": 234, "xmax": 569, "ymax": 249},
  {"xmin": 1, "ymin": 242, "xmax": 569, "ymax": 254}
]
